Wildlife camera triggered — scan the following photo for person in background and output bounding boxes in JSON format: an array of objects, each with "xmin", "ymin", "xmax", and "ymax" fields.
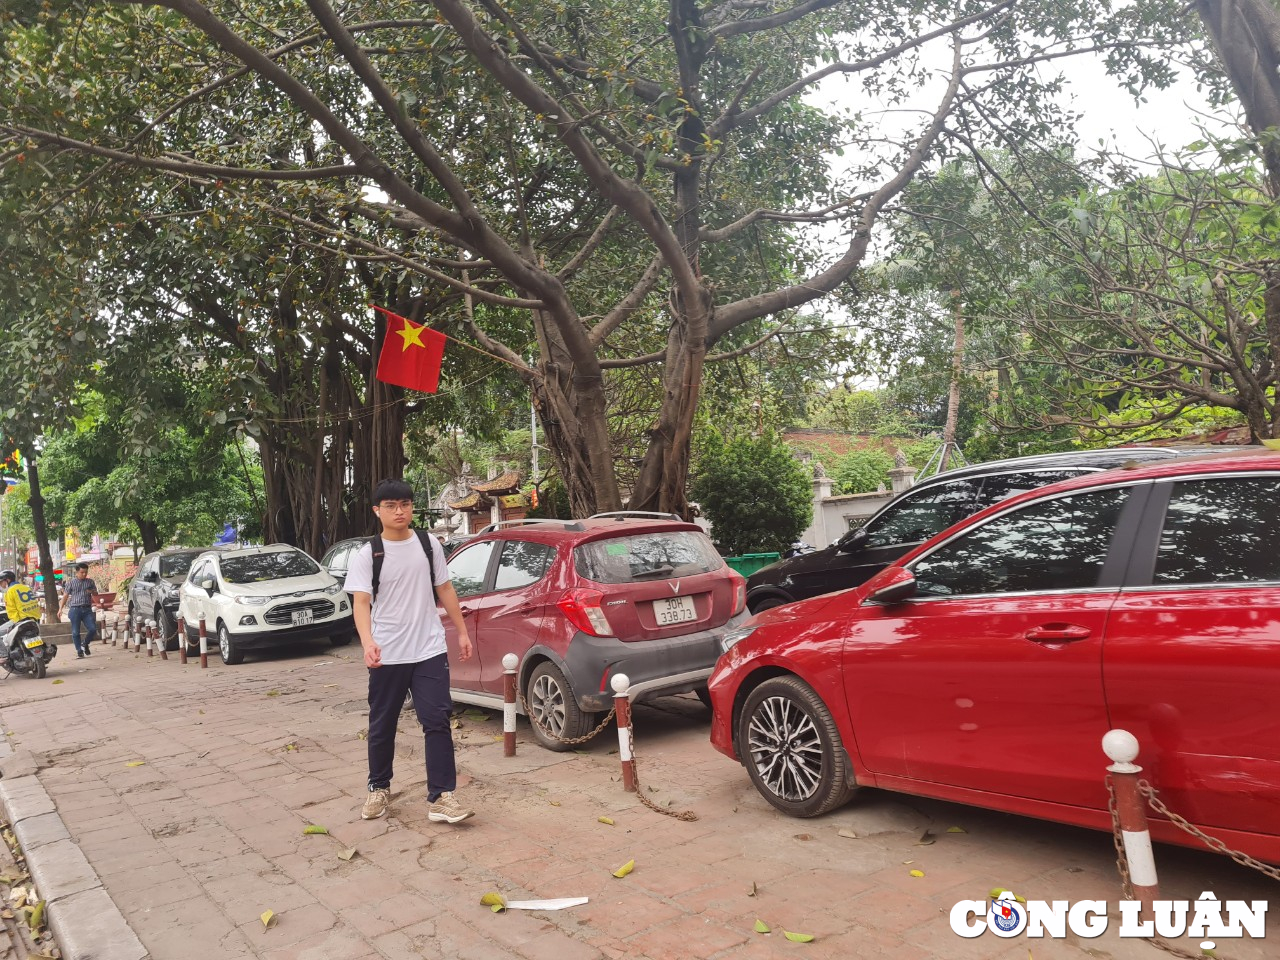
[{"xmin": 60, "ymin": 562, "xmax": 98, "ymax": 658}]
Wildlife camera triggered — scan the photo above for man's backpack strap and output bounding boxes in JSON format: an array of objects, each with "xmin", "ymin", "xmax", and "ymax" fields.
[{"xmin": 368, "ymin": 532, "xmax": 438, "ymax": 604}]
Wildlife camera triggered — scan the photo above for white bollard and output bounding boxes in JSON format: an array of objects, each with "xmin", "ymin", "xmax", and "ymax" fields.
[
  {"xmin": 502, "ymin": 653, "xmax": 518, "ymax": 757},
  {"xmin": 611, "ymin": 673, "xmax": 636, "ymax": 792}
]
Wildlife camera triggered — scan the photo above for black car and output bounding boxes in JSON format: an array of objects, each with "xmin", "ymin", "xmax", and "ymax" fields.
[
  {"xmin": 127, "ymin": 547, "xmax": 227, "ymax": 649},
  {"xmin": 745, "ymin": 447, "xmax": 1214, "ymax": 613}
]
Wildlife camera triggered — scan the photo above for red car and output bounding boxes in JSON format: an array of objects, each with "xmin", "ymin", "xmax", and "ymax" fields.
[
  {"xmin": 708, "ymin": 449, "xmax": 1280, "ymax": 862},
  {"xmin": 441, "ymin": 513, "xmax": 747, "ymax": 749}
]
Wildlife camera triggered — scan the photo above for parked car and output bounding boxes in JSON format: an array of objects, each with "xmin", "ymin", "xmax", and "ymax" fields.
[
  {"xmin": 709, "ymin": 448, "xmax": 1280, "ymax": 862},
  {"xmin": 128, "ymin": 547, "xmax": 227, "ymax": 650},
  {"xmin": 178, "ymin": 544, "xmax": 354, "ymax": 665},
  {"xmin": 745, "ymin": 446, "xmax": 1215, "ymax": 613},
  {"xmin": 320, "ymin": 537, "xmax": 365, "ymax": 585},
  {"xmin": 440, "ymin": 514, "xmax": 749, "ymax": 750}
]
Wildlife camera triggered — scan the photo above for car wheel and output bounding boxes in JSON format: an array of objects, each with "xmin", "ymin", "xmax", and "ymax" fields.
[
  {"xmin": 329, "ymin": 633, "xmax": 352, "ymax": 647},
  {"xmin": 749, "ymin": 596, "xmax": 787, "ymax": 614},
  {"xmin": 738, "ymin": 675, "xmax": 856, "ymax": 818},
  {"xmin": 155, "ymin": 607, "xmax": 178, "ymax": 651},
  {"xmin": 526, "ymin": 661, "xmax": 596, "ymax": 751},
  {"xmin": 218, "ymin": 623, "xmax": 244, "ymax": 665}
]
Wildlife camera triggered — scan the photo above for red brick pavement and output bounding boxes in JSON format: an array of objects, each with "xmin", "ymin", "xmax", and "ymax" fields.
[{"xmin": 0, "ymin": 638, "xmax": 1273, "ymax": 960}]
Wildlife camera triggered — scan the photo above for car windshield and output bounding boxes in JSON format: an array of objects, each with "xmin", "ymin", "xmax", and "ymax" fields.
[
  {"xmin": 575, "ymin": 531, "xmax": 723, "ymax": 584},
  {"xmin": 220, "ymin": 550, "xmax": 320, "ymax": 584},
  {"xmin": 160, "ymin": 554, "xmax": 202, "ymax": 578}
]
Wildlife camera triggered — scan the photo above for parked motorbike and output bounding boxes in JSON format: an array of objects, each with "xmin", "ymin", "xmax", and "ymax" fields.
[
  {"xmin": 1, "ymin": 617, "xmax": 57, "ymax": 679},
  {"xmin": 783, "ymin": 540, "xmax": 817, "ymax": 559}
]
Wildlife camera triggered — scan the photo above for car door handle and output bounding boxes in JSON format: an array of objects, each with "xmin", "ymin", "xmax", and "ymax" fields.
[
  {"xmin": 1025, "ymin": 624, "xmax": 1091, "ymax": 643},
  {"xmin": 459, "ymin": 605, "xmax": 475, "ymax": 616}
]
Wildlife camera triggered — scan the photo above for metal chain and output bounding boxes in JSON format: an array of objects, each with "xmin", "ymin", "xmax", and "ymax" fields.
[
  {"xmin": 1105, "ymin": 776, "xmax": 1278, "ymax": 960},
  {"xmin": 516, "ymin": 690, "xmax": 697, "ymax": 819}
]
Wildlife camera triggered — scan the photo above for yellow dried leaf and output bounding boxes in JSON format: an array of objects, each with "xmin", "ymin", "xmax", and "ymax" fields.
[
  {"xmin": 783, "ymin": 930, "xmax": 814, "ymax": 942},
  {"xmin": 837, "ymin": 828, "xmax": 858, "ymax": 840},
  {"xmin": 124, "ymin": 761, "xmax": 144, "ymax": 767},
  {"xmin": 754, "ymin": 919, "xmax": 770, "ymax": 934},
  {"xmin": 549, "ymin": 800, "xmax": 561, "ymax": 807},
  {"xmin": 947, "ymin": 826, "xmax": 967, "ymax": 833},
  {"xmin": 260, "ymin": 909, "xmax": 277, "ymax": 930},
  {"xmin": 284, "ymin": 743, "xmax": 297, "ymax": 751},
  {"xmin": 909, "ymin": 869, "xmax": 925, "ymax": 878},
  {"xmin": 612, "ymin": 859, "xmax": 634, "ymax": 878},
  {"xmin": 748, "ymin": 881, "xmax": 758, "ymax": 897},
  {"xmin": 266, "ymin": 690, "xmax": 280, "ymax": 697},
  {"xmin": 597, "ymin": 816, "xmax": 614, "ymax": 826},
  {"xmin": 27, "ymin": 900, "xmax": 45, "ymax": 931},
  {"xmin": 337, "ymin": 848, "xmax": 357, "ymax": 862},
  {"xmin": 302, "ymin": 825, "xmax": 328, "ymax": 835},
  {"xmin": 479, "ymin": 892, "xmax": 507, "ymax": 913},
  {"xmin": 916, "ymin": 830, "xmax": 936, "ymax": 845},
  {"xmin": 51, "ymin": 679, "xmax": 63, "ymax": 684}
]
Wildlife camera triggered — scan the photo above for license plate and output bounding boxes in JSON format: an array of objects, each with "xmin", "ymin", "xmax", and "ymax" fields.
[
  {"xmin": 23, "ymin": 637, "xmax": 44, "ymax": 649},
  {"xmin": 291, "ymin": 609, "xmax": 315, "ymax": 626},
  {"xmin": 653, "ymin": 595, "xmax": 696, "ymax": 626}
]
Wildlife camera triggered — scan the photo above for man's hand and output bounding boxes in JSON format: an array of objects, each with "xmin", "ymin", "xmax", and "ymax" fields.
[
  {"xmin": 457, "ymin": 632, "xmax": 473, "ymax": 662},
  {"xmin": 363, "ymin": 641, "xmax": 382, "ymax": 669}
]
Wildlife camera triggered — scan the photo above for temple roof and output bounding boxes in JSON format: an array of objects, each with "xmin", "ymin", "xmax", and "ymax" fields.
[{"xmin": 471, "ymin": 470, "xmax": 521, "ymax": 494}]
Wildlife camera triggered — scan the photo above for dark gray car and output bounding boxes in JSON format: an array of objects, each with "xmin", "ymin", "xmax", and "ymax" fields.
[
  {"xmin": 128, "ymin": 547, "xmax": 226, "ymax": 649},
  {"xmin": 745, "ymin": 446, "xmax": 1220, "ymax": 613}
]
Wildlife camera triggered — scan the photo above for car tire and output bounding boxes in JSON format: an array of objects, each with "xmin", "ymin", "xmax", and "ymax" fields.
[
  {"xmin": 738, "ymin": 675, "xmax": 856, "ymax": 818},
  {"xmin": 217, "ymin": 623, "xmax": 244, "ymax": 665},
  {"xmin": 749, "ymin": 596, "xmax": 787, "ymax": 614},
  {"xmin": 526, "ymin": 661, "xmax": 596, "ymax": 751},
  {"xmin": 155, "ymin": 606, "xmax": 178, "ymax": 651},
  {"xmin": 330, "ymin": 633, "xmax": 352, "ymax": 647}
]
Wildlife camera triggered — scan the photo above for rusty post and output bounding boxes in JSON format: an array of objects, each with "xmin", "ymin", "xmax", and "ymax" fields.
[
  {"xmin": 611, "ymin": 673, "xmax": 636, "ymax": 792},
  {"xmin": 1103, "ymin": 729, "xmax": 1160, "ymax": 915},
  {"xmin": 502, "ymin": 653, "xmax": 518, "ymax": 757}
]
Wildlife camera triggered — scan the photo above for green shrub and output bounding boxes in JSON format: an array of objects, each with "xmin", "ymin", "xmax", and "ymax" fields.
[{"xmin": 691, "ymin": 433, "xmax": 812, "ymax": 556}]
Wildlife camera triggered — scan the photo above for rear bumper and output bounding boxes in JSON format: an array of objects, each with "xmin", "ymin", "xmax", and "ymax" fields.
[{"xmin": 565, "ymin": 611, "xmax": 751, "ymax": 712}]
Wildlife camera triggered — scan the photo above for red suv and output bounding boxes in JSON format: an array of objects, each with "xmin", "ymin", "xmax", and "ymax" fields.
[
  {"xmin": 709, "ymin": 449, "xmax": 1280, "ymax": 863},
  {"xmin": 440, "ymin": 513, "xmax": 748, "ymax": 749}
]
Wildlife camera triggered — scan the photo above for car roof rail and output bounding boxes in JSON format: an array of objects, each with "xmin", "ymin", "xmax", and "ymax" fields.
[
  {"xmin": 588, "ymin": 510, "xmax": 683, "ymax": 522},
  {"xmin": 486, "ymin": 519, "xmax": 566, "ymax": 530}
]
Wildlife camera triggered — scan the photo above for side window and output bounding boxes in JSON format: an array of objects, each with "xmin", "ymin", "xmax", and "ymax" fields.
[
  {"xmin": 911, "ymin": 487, "xmax": 1130, "ymax": 597},
  {"xmin": 1153, "ymin": 476, "xmax": 1280, "ymax": 585},
  {"xmin": 448, "ymin": 541, "xmax": 496, "ymax": 598},
  {"xmin": 972, "ymin": 470, "xmax": 1084, "ymax": 512},
  {"xmin": 325, "ymin": 542, "xmax": 353, "ymax": 574},
  {"xmin": 186, "ymin": 560, "xmax": 206, "ymax": 584},
  {"xmin": 494, "ymin": 541, "xmax": 556, "ymax": 592},
  {"xmin": 137, "ymin": 559, "xmax": 153, "ymax": 584},
  {"xmin": 863, "ymin": 479, "xmax": 980, "ymax": 548}
]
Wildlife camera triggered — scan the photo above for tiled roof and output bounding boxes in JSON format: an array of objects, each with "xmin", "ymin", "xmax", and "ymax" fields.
[
  {"xmin": 447, "ymin": 491, "xmax": 490, "ymax": 511},
  {"xmin": 471, "ymin": 471, "xmax": 521, "ymax": 493}
]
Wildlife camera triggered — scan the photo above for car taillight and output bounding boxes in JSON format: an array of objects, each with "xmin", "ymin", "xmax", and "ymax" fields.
[
  {"xmin": 730, "ymin": 572, "xmax": 746, "ymax": 615},
  {"xmin": 556, "ymin": 588, "xmax": 614, "ymax": 637}
]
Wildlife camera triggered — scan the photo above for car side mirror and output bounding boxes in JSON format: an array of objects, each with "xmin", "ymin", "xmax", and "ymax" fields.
[
  {"xmin": 865, "ymin": 567, "xmax": 917, "ymax": 605},
  {"xmin": 200, "ymin": 578, "xmax": 216, "ymax": 594},
  {"xmin": 836, "ymin": 527, "xmax": 869, "ymax": 553},
  {"xmin": 146, "ymin": 571, "xmax": 160, "ymax": 583}
]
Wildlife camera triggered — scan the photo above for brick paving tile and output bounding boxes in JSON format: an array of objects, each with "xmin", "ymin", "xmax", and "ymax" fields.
[
  {"xmin": 622, "ymin": 912, "xmax": 752, "ymax": 959},
  {"xmin": 514, "ymin": 929, "xmax": 609, "ymax": 960}
]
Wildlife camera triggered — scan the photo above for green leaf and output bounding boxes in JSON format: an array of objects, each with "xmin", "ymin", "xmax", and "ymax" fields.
[
  {"xmin": 302, "ymin": 825, "xmax": 328, "ymax": 835},
  {"xmin": 783, "ymin": 930, "xmax": 814, "ymax": 942},
  {"xmin": 754, "ymin": 919, "xmax": 770, "ymax": 933}
]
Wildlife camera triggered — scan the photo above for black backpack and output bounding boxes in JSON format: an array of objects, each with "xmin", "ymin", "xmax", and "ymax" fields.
[{"xmin": 368, "ymin": 531, "xmax": 438, "ymax": 604}]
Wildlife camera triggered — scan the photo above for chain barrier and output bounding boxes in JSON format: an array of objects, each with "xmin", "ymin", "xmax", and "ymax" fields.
[
  {"xmin": 516, "ymin": 689, "xmax": 698, "ymax": 821},
  {"xmin": 1107, "ymin": 776, "xmax": 1277, "ymax": 960}
]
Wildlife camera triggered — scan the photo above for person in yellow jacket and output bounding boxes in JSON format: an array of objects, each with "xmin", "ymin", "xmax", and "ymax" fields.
[{"xmin": 0, "ymin": 569, "xmax": 42, "ymax": 647}]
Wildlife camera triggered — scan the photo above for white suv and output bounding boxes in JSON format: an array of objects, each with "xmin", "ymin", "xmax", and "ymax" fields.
[{"xmin": 178, "ymin": 544, "xmax": 354, "ymax": 664}]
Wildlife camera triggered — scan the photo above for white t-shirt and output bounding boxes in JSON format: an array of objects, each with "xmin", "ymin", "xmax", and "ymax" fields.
[{"xmin": 343, "ymin": 534, "xmax": 450, "ymax": 664}]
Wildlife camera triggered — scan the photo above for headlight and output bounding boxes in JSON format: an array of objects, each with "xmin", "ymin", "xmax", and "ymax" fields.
[
  {"xmin": 719, "ymin": 625, "xmax": 757, "ymax": 654},
  {"xmin": 325, "ymin": 583, "xmax": 343, "ymax": 595},
  {"xmin": 233, "ymin": 595, "xmax": 268, "ymax": 605}
]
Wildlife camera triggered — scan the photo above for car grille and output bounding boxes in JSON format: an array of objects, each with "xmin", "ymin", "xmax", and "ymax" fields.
[{"xmin": 263, "ymin": 599, "xmax": 335, "ymax": 625}]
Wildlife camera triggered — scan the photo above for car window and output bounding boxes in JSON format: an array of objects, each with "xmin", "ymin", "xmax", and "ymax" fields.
[
  {"xmin": 137, "ymin": 559, "xmax": 154, "ymax": 582},
  {"xmin": 1153, "ymin": 476, "xmax": 1280, "ymax": 585},
  {"xmin": 323, "ymin": 542, "xmax": 353, "ymax": 572},
  {"xmin": 220, "ymin": 550, "xmax": 319, "ymax": 584},
  {"xmin": 187, "ymin": 559, "xmax": 209, "ymax": 584},
  {"xmin": 494, "ymin": 541, "xmax": 555, "ymax": 592},
  {"xmin": 911, "ymin": 487, "xmax": 1130, "ymax": 597},
  {"xmin": 863, "ymin": 479, "xmax": 981, "ymax": 548},
  {"xmin": 448, "ymin": 541, "xmax": 496, "ymax": 598},
  {"xmin": 160, "ymin": 553, "xmax": 200, "ymax": 579},
  {"xmin": 971, "ymin": 470, "xmax": 1084, "ymax": 512},
  {"xmin": 574, "ymin": 530, "xmax": 723, "ymax": 584}
]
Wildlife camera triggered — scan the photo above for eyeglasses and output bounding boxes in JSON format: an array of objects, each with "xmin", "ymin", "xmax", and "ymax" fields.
[{"xmin": 378, "ymin": 501, "xmax": 414, "ymax": 514}]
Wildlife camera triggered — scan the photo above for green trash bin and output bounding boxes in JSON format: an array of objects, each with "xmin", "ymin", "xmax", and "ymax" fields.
[{"xmin": 724, "ymin": 552, "xmax": 781, "ymax": 577}]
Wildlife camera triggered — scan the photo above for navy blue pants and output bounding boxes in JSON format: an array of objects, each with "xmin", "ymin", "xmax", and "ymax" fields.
[{"xmin": 367, "ymin": 653, "xmax": 456, "ymax": 801}]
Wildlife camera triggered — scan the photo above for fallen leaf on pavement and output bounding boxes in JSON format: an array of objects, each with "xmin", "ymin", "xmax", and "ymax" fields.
[
  {"xmin": 549, "ymin": 800, "xmax": 560, "ymax": 806},
  {"xmin": 51, "ymin": 680, "xmax": 63, "ymax": 685},
  {"xmin": 909, "ymin": 869, "xmax": 925, "ymax": 878},
  {"xmin": 916, "ymin": 830, "xmax": 936, "ymax": 846},
  {"xmin": 124, "ymin": 761, "xmax": 145, "ymax": 767},
  {"xmin": 612, "ymin": 859, "xmax": 634, "ymax": 878},
  {"xmin": 783, "ymin": 930, "xmax": 814, "ymax": 942},
  {"xmin": 450, "ymin": 718, "xmax": 461, "ymax": 729},
  {"xmin": 464, "ymin": 709, "xmax": 488, "ymax": 722},
  {"xmin": 302, "ymin": 825, "xmax": 328, "ymax": 835},
  {"xmin": 337, "ymin": 848, "xmax": 358, "ymax": 861},
  {"xmin": 480, "ymin": 892, "xmax": 507, "ymax": 913},
  {"xmin": 28, "ymin": 900, "xmax": 44, "ymax": 931},
  {"xmin": 748, "ymin": 881, "xmax": 758, "ymax": 897},
  {"xmin": 947, "ymin": 826, "xmax": 967, "ymax": 833},
  {"xmin": 754, "ymin": 919, "xmax": 771, "ymax": 934},
  {"xmin": 356, "ymin": 730, "xmax": 367, "ymax": 740},
  {"xmin": 284, "ymin": 743, "xmax": 298, "ymax": 752},
  {"xmin": 266, "ymin": 690, "xmax": 280, "ymax": 697},
  {"xmin": 597, "ymin": 816, "xmax": 614, "ymax": 826},
  {"xmin": 838, "ymin": 828, "xmax": 859, "ymax": 840},
  {"xmin": 260, "ymin": 910, "xmax": 277, "ymax": 930},
  {"xmin": 793, "ymin": 833, "xmax": 811, "ymax": 841}
]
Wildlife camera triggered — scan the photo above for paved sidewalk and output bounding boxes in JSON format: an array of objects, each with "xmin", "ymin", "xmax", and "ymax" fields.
[{"xmin": 0, "ymin": 636, "xmax": 1273, "ymax": 960}]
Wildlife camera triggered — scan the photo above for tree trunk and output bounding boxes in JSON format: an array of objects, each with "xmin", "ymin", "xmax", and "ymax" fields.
[
  {"xmin": 940, "ymin": 292, "xmax": 966, "ymax": 471},
  {"xmin": 24, "ymin": 457, "xmax": 59, "ymax": 621}
]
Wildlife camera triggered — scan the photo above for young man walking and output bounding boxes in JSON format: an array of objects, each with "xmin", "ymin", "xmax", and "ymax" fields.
[
  {"xmin": 60, "ymin": 563, "xmax": 98, "ymax": 658},
  {"xmin": 344, "ymin": 478, "xmax": 475, "ymax": 823}
]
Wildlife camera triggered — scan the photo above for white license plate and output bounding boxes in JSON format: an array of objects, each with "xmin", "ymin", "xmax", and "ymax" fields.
[
  {"xmin": 291, "ymin": 609, "xmax": 315, "ymax": 626},
  {"xmin": 653, "ymin": 595, "xmax": 696, "ymax": 626}
]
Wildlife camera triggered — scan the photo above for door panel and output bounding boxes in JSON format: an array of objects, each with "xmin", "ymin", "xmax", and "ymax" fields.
[
  {"xmin": 441, "ymin": 541, "xmax": 495, "ymax": 690},
  {"xmin": 478, "ymin": 541, "xmax": 556, "ymax": 694}
]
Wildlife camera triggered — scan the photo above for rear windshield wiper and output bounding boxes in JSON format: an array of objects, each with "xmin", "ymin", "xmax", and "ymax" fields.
[{"xmin": 629, "ymin": 565, "xmax": 676, "ymax": 580}]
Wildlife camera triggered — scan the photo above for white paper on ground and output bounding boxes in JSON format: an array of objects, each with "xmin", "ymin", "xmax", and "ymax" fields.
[{"xmin": 504, "ymin": 897, "xmax": 589, "ymax": 910}]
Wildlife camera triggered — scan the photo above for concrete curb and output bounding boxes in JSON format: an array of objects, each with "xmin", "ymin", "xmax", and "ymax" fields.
[{"xmin": 0, "ymin": 742, "xmax": 148, "ymax": 960}]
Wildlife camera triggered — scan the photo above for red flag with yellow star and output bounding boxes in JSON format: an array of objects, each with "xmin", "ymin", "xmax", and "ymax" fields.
[{"xmin": 371, "ymin": 305, "xmax": 446, "ymax": 393}]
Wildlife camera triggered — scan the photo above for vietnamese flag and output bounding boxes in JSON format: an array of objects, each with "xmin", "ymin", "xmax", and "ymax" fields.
[{"xmin": 371, "ymin": 305, "xmax": 446, "ymax": 393}]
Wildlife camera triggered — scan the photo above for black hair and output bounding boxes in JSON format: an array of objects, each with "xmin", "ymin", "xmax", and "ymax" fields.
[
  {"xmin": 372, "ymin": 478, "xmax": 415, "ymax": 504},
  {"xmin": 75, "ymin": 562, "xmax": 89, "ymax": 572}
]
